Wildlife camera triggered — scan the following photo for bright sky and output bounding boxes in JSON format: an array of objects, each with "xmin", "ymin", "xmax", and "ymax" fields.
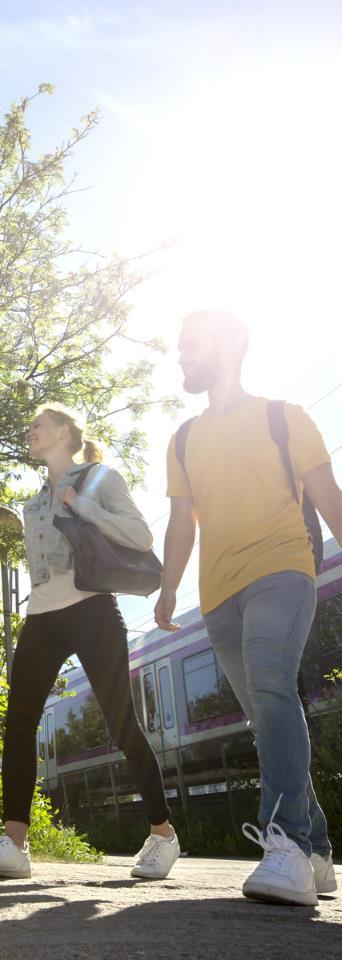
[{"xmin": 1, "ymin": 1, "xmax": 342, "ymax": 632}]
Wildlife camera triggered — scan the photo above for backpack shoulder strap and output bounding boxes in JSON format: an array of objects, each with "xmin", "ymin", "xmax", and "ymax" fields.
[
  {"xmin": 175, "ymin": 417, "xmax": 197, "ymax": 471},
  {"xmin": 267, "ymin": 400, "xmax": 299, "ymax": 503}
]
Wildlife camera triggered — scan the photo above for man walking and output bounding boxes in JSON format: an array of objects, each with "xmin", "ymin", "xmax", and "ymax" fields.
[{"xmin": 154, "ymin": 310, "xmax": 342, "ymax": 905}]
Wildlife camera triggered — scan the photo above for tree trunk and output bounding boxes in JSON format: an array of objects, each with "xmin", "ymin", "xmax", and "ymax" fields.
[{"xmin": 1, "ymin": 562, "xmax": 13, "ymax": 683}]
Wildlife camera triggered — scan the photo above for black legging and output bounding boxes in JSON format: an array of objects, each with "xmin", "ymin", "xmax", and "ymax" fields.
[{"xmin": 2, "ymin": 593, "xmax": 170, "ymax": 826}]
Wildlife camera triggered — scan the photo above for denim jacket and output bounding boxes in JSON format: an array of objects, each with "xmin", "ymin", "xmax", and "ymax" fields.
[{"xmin": 23, "ymin": 462, "xmax": 153, "ymax": 587}]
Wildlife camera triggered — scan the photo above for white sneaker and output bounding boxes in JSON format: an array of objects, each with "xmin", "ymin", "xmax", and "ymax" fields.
[
  {"xmin": 131, "ymin": 828, "xmax": 180, "ymax": 879},
  {"xmin": 311, "ymin": 852, "xmax": 338, "ymax": 894},
  {"xmin": 0, "ymin": 835, "xmax": 31, "ymax": 879},
  {"xmin": 242, "ymin": 797, "xmax": 318, "ymax": 906}
]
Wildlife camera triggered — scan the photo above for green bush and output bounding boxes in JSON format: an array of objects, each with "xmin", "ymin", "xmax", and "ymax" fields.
[
  {"xmin": 83, "ymin": 802, "xmax": 256, "ymax": 858},
  {"xmin": 84, "ymin": 814, "xmax": 149, "ymax": 855},
  {"xmin": 0, "ymin": 777, "xmax": 102, "ymax": 863},
  {"xmin": 28, "ymin": 786, "xmax": 102, "ymax": 862},
  {"xmin": 1, "ymin": 676, "xmax": 102, "ymax": 863},
  {"xmin": 309, "ymin": 700, "xmax": 342, "ymax": 856}
]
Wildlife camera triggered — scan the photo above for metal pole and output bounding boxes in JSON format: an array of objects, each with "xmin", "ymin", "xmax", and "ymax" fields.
[
  {"xmin": 84, "ymin": 770, "xmax": 93, "ymax": 820},
  {"xmin": 9, "ymin": 567, "xmax": 20, "ymax": 614},
  {"xmin": 61, "ymin": 774, "xmax": 70, "ymax": 826},
  {"xmin": 14, "ymin": 568, "xmax": 20, "ymax": 614},
  {"xmin": 175, "ymin": 747, "xmax": 188, "ymax": 818},
  {"xmin": 220, "ymin": 740, "xmax": 236, "ymax": 830},
  {"xmin": 1, "ymin": 562, "xmax": 13, "ymax": 683},
  {"xmin": 109, "ymin": 762, "xmax": 120, "ymax": 824}
]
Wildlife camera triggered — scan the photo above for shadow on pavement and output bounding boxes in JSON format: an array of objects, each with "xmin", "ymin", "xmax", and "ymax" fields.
[
  {"xmin": 1, "ymin": 885, "xmax": 341, "ymax": 960},
  {"xmin": 0, "ymin": 877, "xmax": 185, "ymax": 892}
]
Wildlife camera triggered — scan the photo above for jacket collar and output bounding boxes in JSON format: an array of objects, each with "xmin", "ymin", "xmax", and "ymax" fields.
[
  {"xmin": 65, "ymin": 462, "xmax": 94, "ymax": 477},
  {"xmin": 42, "ymin": 462, "xmax": 96, "ymax": 491}
]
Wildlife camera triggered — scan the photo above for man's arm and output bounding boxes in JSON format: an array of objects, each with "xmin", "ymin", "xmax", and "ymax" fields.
[
  {"xmin": 154, "ymin": 496, "xmax": 197, "ymax": 632},
  {"xmin": 302, "ymin": 463, "xmax": 342, "ymax": 546}
]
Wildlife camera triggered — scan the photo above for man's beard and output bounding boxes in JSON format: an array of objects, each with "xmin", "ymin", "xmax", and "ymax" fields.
[{"xmin": 183, "ymin": 356, "xmax": 220, "ymax": 394}]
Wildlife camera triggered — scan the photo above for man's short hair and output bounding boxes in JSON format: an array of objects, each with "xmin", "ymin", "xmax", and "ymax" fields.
[{"xmin": 182, "ymin": 310, "xmax": 249, "ymax": 357}]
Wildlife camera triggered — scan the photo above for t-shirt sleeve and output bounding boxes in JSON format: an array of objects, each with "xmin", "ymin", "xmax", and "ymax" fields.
[
  {"xmin": 285, "ymin": 404, "xmax": 331, "ymax": 478},
  {"xmin": 166, "ymin": 434, "xmax": 193, "ymax": 498}
]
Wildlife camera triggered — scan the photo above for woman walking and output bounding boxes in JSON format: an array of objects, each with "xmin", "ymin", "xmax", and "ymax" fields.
[{"xmin": 0, "ymin": 405, "xmax": 179, "ymax": 880}]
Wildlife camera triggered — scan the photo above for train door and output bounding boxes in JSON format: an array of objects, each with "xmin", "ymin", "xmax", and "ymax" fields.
[
  {"xmin": 45, "ymin": 707, "xmax": 57, "ymax": 786},
  {"xmin": 37, "ymin": 714, "xmax": 47, "ymax": 783},
  {"xmin": 140, "ymin": 657, "xmax": 178, "ymax": 758}
]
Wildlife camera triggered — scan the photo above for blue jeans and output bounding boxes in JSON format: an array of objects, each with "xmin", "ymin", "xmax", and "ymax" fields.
[{"xmin": 204, "ymin": 572, "xmax": 331, "ymax": 857}]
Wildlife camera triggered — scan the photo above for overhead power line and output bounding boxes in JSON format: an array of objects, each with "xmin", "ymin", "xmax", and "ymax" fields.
[
  {"xmin": 306, "ymin": 381, "xmax": 342, "ymax": 412},
  {"xmin": 127, "ymin": 587, "xmax": 200, "ymax": 635},
  {"xmin": 149, "ymin": 512, "xmax": 169, "ymax": 527}
]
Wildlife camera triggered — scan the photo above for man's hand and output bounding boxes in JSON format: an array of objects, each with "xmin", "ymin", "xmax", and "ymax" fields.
[
  {"xmin": 154, "ymin": 589, "xmax": 181, "ymax": 632},
  {"xmin": 58, "ymin": 486, "xmax": 77, "ymax": 508}
]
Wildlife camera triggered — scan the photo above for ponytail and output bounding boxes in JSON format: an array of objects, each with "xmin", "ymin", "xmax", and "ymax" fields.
[{"xmin": 83, "ymin": 438, "xmax": 104, "ymax": 463}]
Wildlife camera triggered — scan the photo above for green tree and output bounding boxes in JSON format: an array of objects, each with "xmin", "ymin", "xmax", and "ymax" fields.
[
  {"xmin": 0, "ymin": 85, "xmax": 179, "ymax": 860},
  {"xmin": 0, "ymin": 85, "xmax": 180, "ymax": 486}
]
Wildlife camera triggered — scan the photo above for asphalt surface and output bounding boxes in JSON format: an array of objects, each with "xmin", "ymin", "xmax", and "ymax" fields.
[{"xmin": 0, "ymin": 855, "xmax": 341, "ymax": 960}]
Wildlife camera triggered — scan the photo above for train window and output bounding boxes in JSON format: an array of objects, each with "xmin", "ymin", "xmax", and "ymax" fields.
[
  {"xmin": 219, "ymin": 673, "xmax": 242, "ymax": 715},
  {"xmin": 158, "ymin": 666, "xmax": 174, "ymax": 729},
  {"xmin": 131, "ymin": 673, "xmax": 144, "ymax": 725},
  {"xmin": 143, "ymin": 671, "xmax": 158, "ymax": 732},
  {"xmin": 183, "ymin": 649, "xmax": 221, "ymax": 722},
  {"xmin": 47, "ymin": 713, "xmax": 55, "ymax": 760},
  {"xmin": 37, "ymin": 722, "xmax": 46, "ymax": 762},
  {"xmin": 55, "ymin": 705, "xmax": 84, "ymax": 759},
  {"xmin": 83, "ymin": 706, "xmax": 107, "ymax": 750}
]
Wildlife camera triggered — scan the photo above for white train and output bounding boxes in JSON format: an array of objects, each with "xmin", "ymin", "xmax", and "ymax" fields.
[{"xmin": 38, "ymin": 538, "xmax": 342, "ymax": 824}]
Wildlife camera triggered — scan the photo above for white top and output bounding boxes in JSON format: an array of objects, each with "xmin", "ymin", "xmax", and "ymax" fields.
[{"xmin": 27, "ymin": 566, "xmax": 100, "ymax": 615}]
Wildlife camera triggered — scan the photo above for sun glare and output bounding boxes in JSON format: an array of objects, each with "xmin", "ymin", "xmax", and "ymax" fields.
[{"xmin": 122, "ymin": 49, "xmax": 341, "ymax": 415}]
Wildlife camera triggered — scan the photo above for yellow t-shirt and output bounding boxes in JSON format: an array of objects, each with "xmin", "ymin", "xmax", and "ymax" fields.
[{"xmin": 167, "ymin": 398, "xmax": 330, "ymax": 614}]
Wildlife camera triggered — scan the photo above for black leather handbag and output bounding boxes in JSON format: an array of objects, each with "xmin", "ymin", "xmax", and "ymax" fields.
[{"xmin": 53, "ymin": 463, "xmax": 163, "ymax": 597}]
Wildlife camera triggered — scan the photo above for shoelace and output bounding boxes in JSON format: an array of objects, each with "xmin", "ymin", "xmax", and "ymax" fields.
[
  {"xmin": 0, "ymin": 836, "xmax": 29, "ymax": 852},
  {"xmin": 137, "ymin": 834, "xmax": 169, "ymax": 867},
  {"xmin": 242, "ymin": 793, "xmax": 295, "ymax": 867}
]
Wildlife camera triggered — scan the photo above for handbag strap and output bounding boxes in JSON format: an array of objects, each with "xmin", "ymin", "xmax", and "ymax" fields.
[
  {"xmin": 267, "ymin": 400, "xmax": 299, "ymax": 503},
  {"xmin": 72, "ymin": 462, "xmax": 98, "ymax": 494}
]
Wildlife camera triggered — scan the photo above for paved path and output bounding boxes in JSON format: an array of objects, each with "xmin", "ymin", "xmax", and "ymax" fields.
[{"xmin": 1, "ymin": 856, "xmax": 341, "ymax": 960}]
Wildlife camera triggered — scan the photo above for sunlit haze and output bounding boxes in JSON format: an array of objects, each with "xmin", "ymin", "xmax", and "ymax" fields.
[{"xmin": 1, "ymin": 1, "xmax": 342, "ymax": 631}]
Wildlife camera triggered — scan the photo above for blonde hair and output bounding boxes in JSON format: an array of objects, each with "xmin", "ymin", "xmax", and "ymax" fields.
[{"xmin": 36, "ymin": 403, "xmax": 104, "ymax": 463}]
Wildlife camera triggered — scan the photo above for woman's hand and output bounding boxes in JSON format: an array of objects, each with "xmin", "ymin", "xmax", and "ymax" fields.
[{"xmin": 58, "ymin": 486, "xmax": 77, "ymax": 508}]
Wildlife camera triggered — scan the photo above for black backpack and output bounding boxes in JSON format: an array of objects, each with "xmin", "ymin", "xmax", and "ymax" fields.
[{"xmin": 175, "ymin": 400, "xmax": 323, "ymax": 574}]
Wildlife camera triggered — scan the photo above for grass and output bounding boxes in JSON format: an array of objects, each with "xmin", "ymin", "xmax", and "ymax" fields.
[{"xmin": 0, "ymin": 786, "xmax": 103, "ymax": 863}]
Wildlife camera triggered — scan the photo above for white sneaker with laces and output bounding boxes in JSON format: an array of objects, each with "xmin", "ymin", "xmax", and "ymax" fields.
[
  {"xmin": 311, "ymin": 852, "xmax": 337, "ymax": 894},
  {"xmin": 0, "ymin": 835, "xmax": 31, "ymax": 879},
  {"xmin": 131, "ymin": 828, "xmax": 180, "ymax": 879},
  {"xmin": 242, "ymin": 796, "xmax": 318, "ymax": 906}
]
